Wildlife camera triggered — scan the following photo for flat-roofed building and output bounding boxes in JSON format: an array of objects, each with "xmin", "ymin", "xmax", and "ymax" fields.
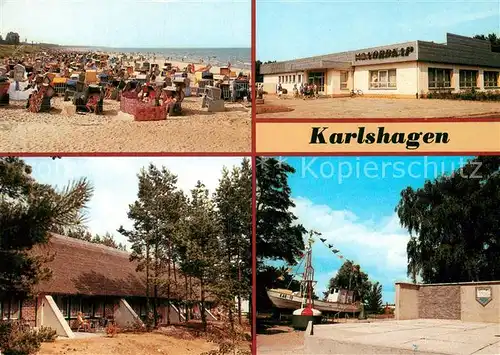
[{"xmin": 260, "ymin": 33, "xmax": 500, "ymax": 98}]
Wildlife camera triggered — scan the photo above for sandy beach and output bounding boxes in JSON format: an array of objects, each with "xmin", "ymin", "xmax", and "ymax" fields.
[
  {"xmin": 0, "ymin": 51, "xmax": 251, "ymax": 153},
  {"xmin": 0, "ymin": 96, "xmax": 250, "ymax": 153}
]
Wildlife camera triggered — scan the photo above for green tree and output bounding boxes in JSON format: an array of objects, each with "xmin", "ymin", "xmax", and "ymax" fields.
[
  {"xmin": 256, "ymin": 157, "xmax": 306, "ymax": 265},
  {"xmin": 396, "ymin": 156, "xmax": 500, "ymax": 283},
  {"xmin": 213, "ymin": 159, "xmax": 252, "ymax": 328},
  {"xmin": 118, "ymin": 164, "xmax": 184, "ymax": 327},
  {"xmin": 326, "ymin": 260, "xmax": 371, "ymax": 303},
  {"xmin": 53, "ymin": 225, "xmax": 126, "ymax": 251},
  {"xmin": 5, "ymin": 32, "xmax": 20, "ymax": 45},
  {"xmin": 183, "ymin": 181, "xmax": 220, "ymax": 331},
  {"xmin": 0, "ymin": 157, "xmax": 93, "ymax": 300},
  {"xmin": 255, "ymin": 60, "xmax": 276, "ymax": 83},
  {"xmin": 92, "ymin": 232, "xmax": 127, "ymax": 251},
  {"xmin": 364, "ymin": 282, "xmax": 383, "ymax": 314},
  {"xmin": 474, "ymin": 33, "xmax": 500, "ymax": 52}
]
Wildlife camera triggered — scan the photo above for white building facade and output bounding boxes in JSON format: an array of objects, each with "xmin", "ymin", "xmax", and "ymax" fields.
[{"xmin": 260, "ymin": 33, "xmax": 500, "ymax": 98}]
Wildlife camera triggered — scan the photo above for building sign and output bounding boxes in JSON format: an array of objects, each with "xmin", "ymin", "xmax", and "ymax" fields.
[
  {"xmin": 355, "ymin": 46, "xmax": 414, "ymax": 61},
  {"xmin": 475, "ymin": 287, "xmax": 492, "ymax": 307}
]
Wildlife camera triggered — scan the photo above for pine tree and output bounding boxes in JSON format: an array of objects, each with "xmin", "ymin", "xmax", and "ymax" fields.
[
  {"xmin": 183, "ymin": 181, "xmax": 220, "ymax": 332},
  {"xmin": 0, "ymin": 157, "xmax": 93, "ymax": 299},
  {"xmin": 118, "ymin": 164, "xmax": 184, "ymax": 327}
]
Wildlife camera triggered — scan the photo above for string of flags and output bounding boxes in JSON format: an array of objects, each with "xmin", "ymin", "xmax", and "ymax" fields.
[
  {"xmin": 319, "ymin": 237, "xmax": 343, "ymax": 259},
  {"xmin": 276, "ymin": 231, "xmax": 363, "ymax": 282}
]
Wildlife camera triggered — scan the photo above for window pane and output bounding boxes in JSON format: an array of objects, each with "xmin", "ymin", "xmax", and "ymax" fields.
[
  {"xmin": 10, "ymin": 301, "xmax": 19, "ymax": 319},
  {"xmin": 389, "ymin": 70, "xmax": 396, "ymax": 87},
  {"xmin": 70, "ymin": 299, "xmax": 81, "ymax": 317},
  {"xmin": 379, "ymin": 71, "xmax": 388, "ymax": 82},
  {"xmin": 82, "ymin": 299, "xmax": 93, "ymax": 317}
]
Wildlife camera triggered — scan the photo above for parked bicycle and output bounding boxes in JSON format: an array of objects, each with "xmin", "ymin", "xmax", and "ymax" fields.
[{"xmin": 350, "ymin": 89, "xmax": 363, "ymax": 97}]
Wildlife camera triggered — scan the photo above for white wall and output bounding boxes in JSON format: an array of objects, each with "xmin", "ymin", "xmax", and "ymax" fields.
[
  {"xmin": 263, "ymin": 72, "xmax": 306, "ymax": 93},
  {"xmin": 354, "ymin": 61, "xmax": 419, "ymax": 96},
  {"xmin": 325, "ymin": 69, "xmax": 352, "ymax": 95},
  {"xmin": 39, "ymin": 295, "xmax": 75, "ymax": 338},
  {"xmin": 114, "ymin": 299, "xmax": 144, "ymax": 328}
]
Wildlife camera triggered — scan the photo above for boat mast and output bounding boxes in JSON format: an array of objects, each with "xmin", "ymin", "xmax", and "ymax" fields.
[
  {"xmin": 301, "ymin": 232, "xmax": 318, "ymax": 310},
  {"xmin": 303, "ymin": 245, "xmax": 314, "ymax": 310}
]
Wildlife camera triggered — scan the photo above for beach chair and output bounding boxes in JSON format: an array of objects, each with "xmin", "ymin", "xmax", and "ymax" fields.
[
  {"xmin": 27, "ymin": 84, "xmax": 55, "ymax": 113},
  {"xmin": 65, "ymin": 80, "xmax": 84, "ymax": 102},
  {"xmin": 202, "ymin": 86, "xmax": 225, "ymax": 112},
  {"xmin": 52, "ymin": 77, "xmax": 68, "ymax": 96},
  {"xmin": 0, "ymin": 76, "xmax": 10, "ymax": 106},
  {"xmin": 85, "ymin": 70, "xmax": 98, "ymax": 85}
]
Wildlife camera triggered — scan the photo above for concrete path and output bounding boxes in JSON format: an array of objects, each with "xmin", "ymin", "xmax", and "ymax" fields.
[
  {"xmin": 257, "ymin": 96, "xmax": 500, "ymax": 119},
  {"xmin": 305, "ymin": 319, "xmax": 500, "ymax": 354}
]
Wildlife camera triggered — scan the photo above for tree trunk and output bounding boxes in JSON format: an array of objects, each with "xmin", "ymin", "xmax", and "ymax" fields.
[
  {"xmin": 146, "ymin": 244, "xmax": 150, "ymax": 317},
  {"xmin": 153, "ymin": 243, "xmax": 159, "ymax": 327},
  {"xmin": 200, "ymin": 275, "xmax": 207, "ymax": 332},
  {"xmin": 184, "ymin": 274, "xmax": 189, "ymax": 323},
  {"xmin": 238, "ymin": 251, "xmax": 242, "ymax": 325},
  {"xmin": 166, "ymin": 242, "xmax": 171, "ymax": 326}
]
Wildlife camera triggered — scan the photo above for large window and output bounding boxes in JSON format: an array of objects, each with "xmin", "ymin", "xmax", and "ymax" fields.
[
  {"xmin": 428, "ymin": 68, "xmax": 452, "ymax": 88},
  {"xmin": 484, "ymin": 71, "xmax": 499, "ymax": 88},
  {"xmin": 82, "ymin": 298, "xmax": 94, "ymax": 317},
  {"xmin": 340, "ymin": 71, "xmax": 348, "ymax": 90},
  {"xmin": 55, "ymin": 296, "xmax": 69, "ymax": 318},
  {"xmin": 70, "ymin": 299, "xmax": 81, "ymax": 318},
  {"xmin": 0, "ymin": 299, "xmax": 21, "ymax": 320},
  {"xmin": 459, "ymin": 70, "xmax": 478, "ymax": 88},
  {"xmin": 370, "ymin": 69, "xmax": 396, "ymax": 89}
]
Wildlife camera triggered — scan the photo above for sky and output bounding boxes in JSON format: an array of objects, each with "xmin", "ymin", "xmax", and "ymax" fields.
[
  {"xmin": 24, "ymin": 156, "xmax": 245, "ymax": 246},
  {"xmin": 257, "ymin": 0, "xmax": 500, "ymax": 61},
  {"xmin": 271, "ymin": 156, "xmax": 473, "ymax": 304},
  {"xmin": 0, "ymin": 0, "xmax": 250, "ymax": 48}
]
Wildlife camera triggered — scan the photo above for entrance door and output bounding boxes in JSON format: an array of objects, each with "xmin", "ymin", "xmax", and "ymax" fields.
[{"xmin": 308, "ymin": 72, "xmax": 325, "ymax": 93}]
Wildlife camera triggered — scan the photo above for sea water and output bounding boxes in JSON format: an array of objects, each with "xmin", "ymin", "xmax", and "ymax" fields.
[{"xmin": 79, "ymin": 47, "xmax": 251, "ymax": 69}]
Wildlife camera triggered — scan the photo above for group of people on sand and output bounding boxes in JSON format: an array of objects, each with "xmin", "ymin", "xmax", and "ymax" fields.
[{"xmin": 277, "ymin": 82, "xmax": 320, "ymax": 99}]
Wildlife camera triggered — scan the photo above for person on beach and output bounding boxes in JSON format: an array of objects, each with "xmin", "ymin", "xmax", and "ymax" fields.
[
  {"xmin": 277, "ymin": 83, "xmax": 282, "ymax": 98},
  {"xmin": 160, "ymin": 88, "xmax": 177, "ymax": 117}
]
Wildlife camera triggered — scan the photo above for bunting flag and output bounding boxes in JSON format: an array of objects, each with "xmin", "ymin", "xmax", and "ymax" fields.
[
  {"xmin": 320, "ymin": 238, "xmax": 327, "ymax": 243},
  {"xmin": 328, "ymin": 244, "xmax": 333, "ymax": 249},
  {"xmin": 332, "ymin": 249, "xmax": 339, "ymax": 254}
]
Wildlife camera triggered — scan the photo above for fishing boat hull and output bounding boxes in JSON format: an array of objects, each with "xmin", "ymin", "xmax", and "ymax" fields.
[{"xmin": 267, "ymin": 289, "xmax": 360, "ymax": 313}]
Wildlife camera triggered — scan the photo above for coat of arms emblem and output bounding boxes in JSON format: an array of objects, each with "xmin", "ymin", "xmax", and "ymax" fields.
[{"xmin": 475, "ymin": 287, "xmax": 492, "ymax": 307}]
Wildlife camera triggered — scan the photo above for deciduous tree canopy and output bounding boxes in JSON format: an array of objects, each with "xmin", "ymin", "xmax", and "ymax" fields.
[{"xmin": 396, "ymin": 156, "xmax": 500, "ymax": 283}]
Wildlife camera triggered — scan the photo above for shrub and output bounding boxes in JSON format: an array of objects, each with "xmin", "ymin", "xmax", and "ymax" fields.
[
  {"xmin": 0, "ymin": 321, "xmax": 41, "ymax": 355},
  {"xmin": 36, "ymin": 326, "xmax": 57, "ymax": 342},
  {"xmin": 105, "ymin": 323, "xmax": 119, "ymax": 338},
  {"xmin": 120, "ymin": 318, "xmax": 147, "ymax": 333},
  {"xmin": 427, "ymin": 89, "xmax": 500, "ymax": 101}
]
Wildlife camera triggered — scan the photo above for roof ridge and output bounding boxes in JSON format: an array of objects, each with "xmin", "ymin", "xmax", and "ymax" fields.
[{"xmin": 49, "ymin": 233, "xmax": 130, "ymax": 257}]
